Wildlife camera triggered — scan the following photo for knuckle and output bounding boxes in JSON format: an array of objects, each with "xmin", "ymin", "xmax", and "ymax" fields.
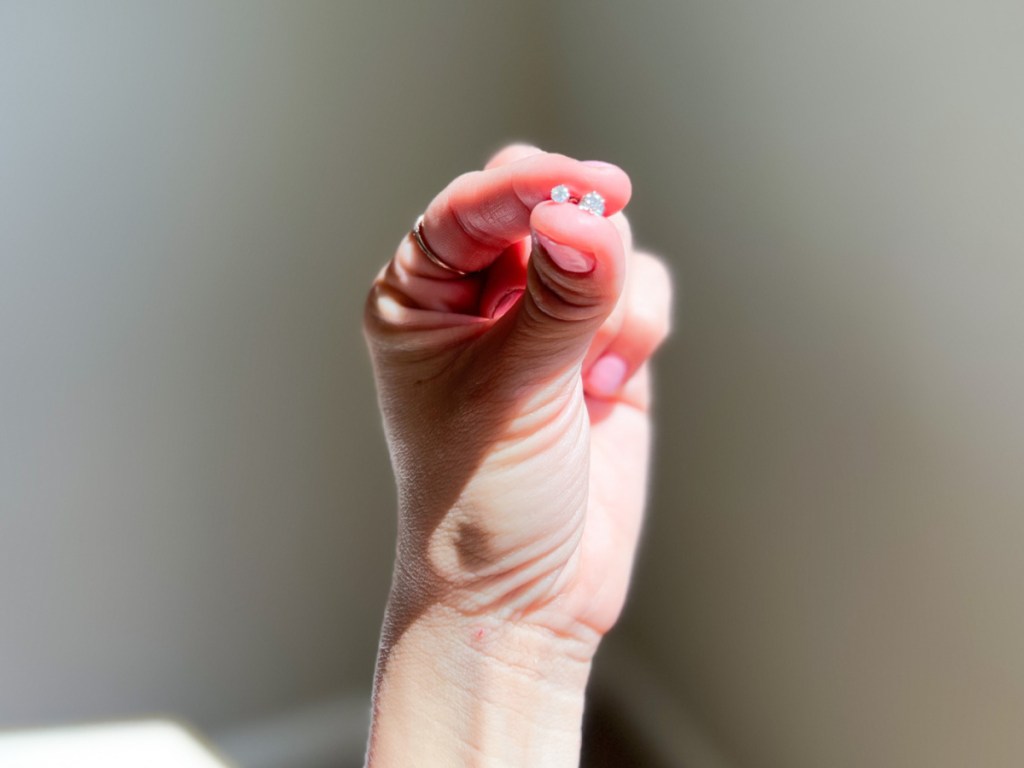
[
  {"xmin": 631, "ymin": 253, "xmax": 675, "ymax": 344},
  {"xmin": 638, "ymin": 303, "xmax": 672, "ymax": 347},
  {"xmin": 637, "ymin": 252, "xmax": 674, "ymax": 300},
  {"xmin": 362, "ymin": 281, "xmax": 390, "ymax": 340},
  {"xmin": 526, "ymin": 267, "xmax": 606, "ymax": 326},
  {"xmin": 446, "ymin": 198, "xmax": 506, "ymax": 252}
]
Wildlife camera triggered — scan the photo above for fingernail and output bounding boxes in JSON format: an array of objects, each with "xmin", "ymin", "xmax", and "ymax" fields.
[
  {"xmin": 492, "ymin": 288, "xmax": 523, "ymax": 318},
  {"xmin": 587, "ymin": 354, "xmax": 628, "ymax": 397},
  {"xmin": 583, "ymin": 160, "xmax": 617, "ymax": 170},
  {"xmin": 535, "ymin": 233, "xmax": 595, "ymax": 274}
]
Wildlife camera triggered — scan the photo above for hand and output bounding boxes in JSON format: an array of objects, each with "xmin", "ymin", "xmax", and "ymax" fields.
[{"xmin": 363, "ymin": 144, "xmax": 672, "ymax": 766}]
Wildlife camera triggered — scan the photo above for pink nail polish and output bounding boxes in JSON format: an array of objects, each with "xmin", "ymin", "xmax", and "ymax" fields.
[
  {"xmin": 535, "ymin": 233, "xmax": 595, "ymax": 274},
  {"xmin": 587, "ymin": 354, "xmax": 628, "ymax": 396},
  {"xmin": 582, "ymin": 160, "xmax": 617, "ymax": 170},
  {"xmin": 492, "ymin": 288, "xmax": 523, "ymax": 318}
]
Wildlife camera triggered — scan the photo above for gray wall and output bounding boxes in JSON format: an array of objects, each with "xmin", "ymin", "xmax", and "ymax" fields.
[
  {"xmin": 549, "ymin": 3, "xmax": 1024, "ymax": 767},
  {"xmin": 4, "ymin": 2, "xmax": 1024, "ymax": 767}
]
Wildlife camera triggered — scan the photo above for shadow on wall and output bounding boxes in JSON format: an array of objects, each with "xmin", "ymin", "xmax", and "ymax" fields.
[{"xmin": 0, "ymin": 0, "xmax": 558, "ymax": 735}]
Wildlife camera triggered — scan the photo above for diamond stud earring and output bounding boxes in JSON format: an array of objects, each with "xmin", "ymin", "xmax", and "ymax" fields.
[
  {"xmin": 550, "ymin": 184, "xmax": 572, "ymax": 203},
  {"xmin": 578, "ymin": 191, "xmax": 606, "ymax": 217},
  {"xmin": 551, "ymin": 185, "xmax": 606, "ymax": 216}
]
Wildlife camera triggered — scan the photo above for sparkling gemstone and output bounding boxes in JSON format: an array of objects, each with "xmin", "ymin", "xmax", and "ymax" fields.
[
  {"xmin": 578, "ymin": 191, "xmax": 606, "ymax": 217},
  {"xmin": 550, "ymin": 184, "xmax": 571, "ymax": 203}
]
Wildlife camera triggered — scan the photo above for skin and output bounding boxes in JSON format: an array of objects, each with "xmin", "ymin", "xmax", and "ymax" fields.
[{"xmin": 363, "ymin": 144, "xmax": 673, "ymax": 766}]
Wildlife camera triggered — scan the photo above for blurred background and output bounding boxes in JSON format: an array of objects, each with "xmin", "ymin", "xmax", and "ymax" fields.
[{"xmin": 3, "ymin": 1, "xmax": 1024, "ymax": 766}]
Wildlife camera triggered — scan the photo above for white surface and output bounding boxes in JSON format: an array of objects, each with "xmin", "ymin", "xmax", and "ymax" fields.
[
  {"xmin": 213, "ymin": 694, "xmax": 370, "ymax": 768},
  {"xmin": 0, "ymin": 720, "xmax": 228, "ymax": 767}
]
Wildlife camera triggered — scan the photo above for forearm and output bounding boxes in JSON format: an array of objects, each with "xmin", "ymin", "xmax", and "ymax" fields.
[{"xmin": 366, "ymin": 602, "xmax": 595, "ymax": 767}]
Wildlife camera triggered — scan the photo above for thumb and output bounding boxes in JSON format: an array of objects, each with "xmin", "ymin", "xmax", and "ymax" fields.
[{"xmin": 498, "ymin": 200, "xmax": 627, "ymax": 386}]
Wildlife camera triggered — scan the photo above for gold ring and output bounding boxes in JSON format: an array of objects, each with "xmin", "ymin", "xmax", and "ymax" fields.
[{"xmin": 411, "ymin": 214, "xmax": 470, "ymax": 277}]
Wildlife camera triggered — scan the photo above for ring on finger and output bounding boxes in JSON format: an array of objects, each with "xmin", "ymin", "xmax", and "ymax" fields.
[{"xmin": 411, "ymin": 214, "xmax": 470, "ymax": 277}]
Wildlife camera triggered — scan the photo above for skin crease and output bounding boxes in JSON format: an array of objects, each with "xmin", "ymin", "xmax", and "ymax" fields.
[{"xmin": 363, "ymin": 145, "xmax": 672, "ymax": 766}]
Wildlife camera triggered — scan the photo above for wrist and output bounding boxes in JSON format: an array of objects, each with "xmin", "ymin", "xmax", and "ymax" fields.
[{"xmin": 368, "ymin": 601, "xmax": 596, "ymax": 767}]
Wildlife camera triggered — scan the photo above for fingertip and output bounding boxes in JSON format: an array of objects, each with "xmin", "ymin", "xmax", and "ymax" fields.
[
  {"xmin": 490, "ymin": 288, "xmax": 524, "ymax": 319},
  {"xmin": 585, "ymin": 353, "xmax": 629, "ymax": 398},
  {"xmin": 582, "ymin": 160, "xmax": 633, "ymax": 208},
  {"xmin": 530, "ymin": 201, "xmax": 626, "ymax": 293},
  {"xmin": 485, "ymin": 142, "xmax": 544, "ymax": 169},
  {"xmin": 582, "ymin": 160, "xmax": 618, "ymax": 170},
  {"xmin": 516, "ymin": 153, "xmax": 632, "ymax": 214},
  {"xmin": 531, "ymin": 201, "xmax": 625, "ymax": 263}
]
